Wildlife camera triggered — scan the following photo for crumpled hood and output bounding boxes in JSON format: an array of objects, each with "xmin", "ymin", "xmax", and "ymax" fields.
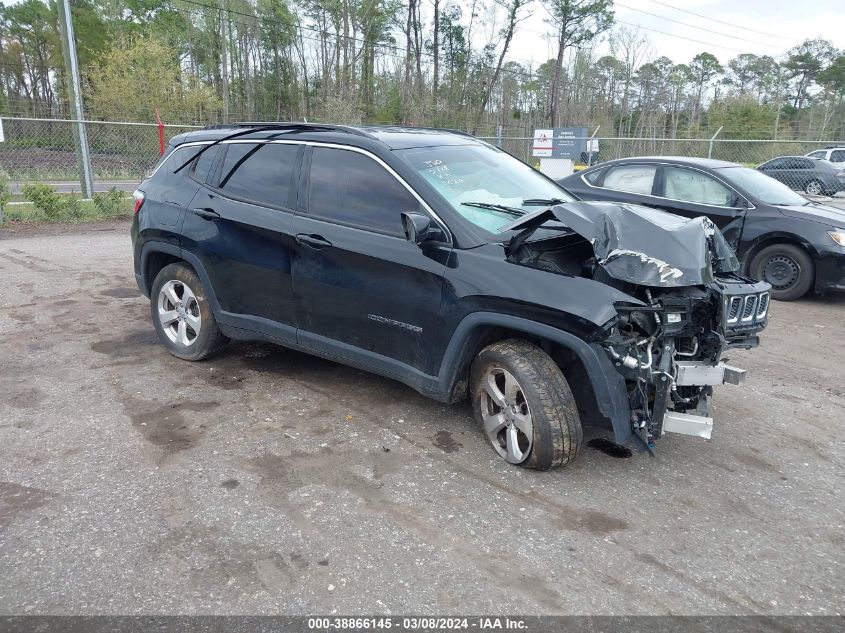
[{"xmin": 502, "ymin": 201, "xmax": 739, "ymax": 287}]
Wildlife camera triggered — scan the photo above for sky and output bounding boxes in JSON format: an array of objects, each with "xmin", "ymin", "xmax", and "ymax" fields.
[{"xmin": 504, "ymin": 0, "xmax": 845, "ymax": 70}]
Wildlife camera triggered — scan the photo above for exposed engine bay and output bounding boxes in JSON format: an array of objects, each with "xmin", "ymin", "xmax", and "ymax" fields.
[{"xmin": 501, "ymin": 201, "xmax": 771, "ymax": 448}]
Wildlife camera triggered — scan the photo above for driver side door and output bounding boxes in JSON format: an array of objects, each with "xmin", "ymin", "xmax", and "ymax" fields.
[{"xmin": 291, "ymin": 145, "xmax": 452, "ymax": 377}]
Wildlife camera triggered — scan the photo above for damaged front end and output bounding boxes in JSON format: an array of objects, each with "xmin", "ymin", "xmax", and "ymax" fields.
[{"xmin": 502, "ymin": 201, "xmax": 771, "ymax": 448}]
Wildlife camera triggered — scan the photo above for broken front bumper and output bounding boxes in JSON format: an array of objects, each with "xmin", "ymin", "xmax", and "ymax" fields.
[{"xmin": 661, "ymin": 360, "xmax": 746, "ymax": 440}]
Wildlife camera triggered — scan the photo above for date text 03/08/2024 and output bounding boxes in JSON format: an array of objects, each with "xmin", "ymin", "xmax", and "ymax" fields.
[{"xmin": 307, "ymin": 617, "xmax": 528, "ymax": 630}]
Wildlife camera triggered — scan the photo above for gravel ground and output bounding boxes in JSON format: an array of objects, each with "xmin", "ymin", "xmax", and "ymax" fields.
[{"xmin": 0, "ymin": 221, "xmax": 843, "ymax": 615}]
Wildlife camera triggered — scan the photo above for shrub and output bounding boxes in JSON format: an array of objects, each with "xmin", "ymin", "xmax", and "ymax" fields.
[
  {"xmin": 93, "ymin": 187, "xmax": 127, "ymax": 217},
  {"xmin": 22, "ymin": 183, "xmax": 65, "ymax": 218},
  {"xmin": 0, "ymin": 178, "xmax": 10, "ymax": 224}
]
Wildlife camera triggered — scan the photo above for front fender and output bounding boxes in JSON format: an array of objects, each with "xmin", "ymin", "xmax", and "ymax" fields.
[{"xmin": 437, "ymin": 312, "xmax": 632, "ymax": 444}]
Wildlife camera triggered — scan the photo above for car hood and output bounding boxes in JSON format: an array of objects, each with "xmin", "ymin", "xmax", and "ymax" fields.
[
  {"xmin": 501, "ymin": 201, "xmax": 739, "ymax": 288},
  {"xmin": 775, "ymin": 203, "xmax": 845, "ymax": 227}
]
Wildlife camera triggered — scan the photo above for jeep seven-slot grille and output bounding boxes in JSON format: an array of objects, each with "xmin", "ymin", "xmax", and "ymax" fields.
[{"xmin": 725, "ymin": 291, "xmax": 769, "ymax": 328}]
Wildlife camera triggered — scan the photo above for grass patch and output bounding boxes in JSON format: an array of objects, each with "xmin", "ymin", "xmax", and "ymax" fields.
[{"xmin": 2, "ymin": 194, "xmax": 132, "ymax": 224}]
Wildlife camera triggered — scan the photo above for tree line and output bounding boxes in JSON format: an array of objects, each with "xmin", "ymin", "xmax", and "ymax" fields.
[{"xmin": 1, "ymin": 0, "xmax": 844, "ymax": 140}]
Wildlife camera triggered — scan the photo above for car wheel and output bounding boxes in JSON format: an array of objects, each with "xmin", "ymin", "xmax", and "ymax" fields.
[
  {"xmin": 804, "ymin": 179, "xmax": 824, "ymax": 196},
  {"xmin": 749, "ymin": 244, "xmax": 814, "ymax": 301},
  {"xmin": 150, "ymin": 262, "xmax": 227, "ymax": 360},
  {"xmin": 470, "ymin": 339, "xmax": 582, "ymax": 470}
]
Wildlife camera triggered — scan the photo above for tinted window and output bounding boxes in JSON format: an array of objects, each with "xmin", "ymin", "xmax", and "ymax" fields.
[
  {"xmin": 830, "ymin": 150, "xmax": 845, "ymax": 162},
  {"xmin": 663, "ymin": 166, "xmax": 734, "ymax": 206},
  {"xmin": 218, "ymin": 142, "xmax": 299, "ymax": 208},
  {"xmin": 583, "ymin": 167, "xmax": 604, "ymax": 184},
  {"xmin": 794, "ymin": 158, "xmax": 814, "ymax": 169},
  {"xmin": 192, "ymin": 145, "xmax": 219, "ymax": 183},
  {"xmin": 762, "ymin": 158, "xmax": 786, "ymax": 169},
  {"xmin": 155, "ymin": 145, "xmax": 203, "ymax": 176},
  {"xmin": 602, "ymin": 165, "xmax": 656, "ymax": 195},
  {"xmin": 309, "ymin": 147, "xmax": 420, "ymax": 235}
]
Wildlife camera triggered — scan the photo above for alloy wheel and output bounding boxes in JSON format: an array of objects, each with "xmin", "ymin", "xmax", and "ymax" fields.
[
  {"xmin": 157, "ymin": 280, "xmax": 202, "ymax": 347},
  {"xmin": 479, "ymin": 367, "xmax": 533, "ymax": 464}
]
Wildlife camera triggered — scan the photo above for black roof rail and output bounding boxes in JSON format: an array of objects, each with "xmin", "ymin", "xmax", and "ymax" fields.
[{"xmin": 230, "ymin": 121, "xmax": 374, "ymax": 138}]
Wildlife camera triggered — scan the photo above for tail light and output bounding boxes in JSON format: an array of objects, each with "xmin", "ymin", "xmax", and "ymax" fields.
[{"xmin": 132, "ymin": 190, "xmax": 145, "ymax": 214}]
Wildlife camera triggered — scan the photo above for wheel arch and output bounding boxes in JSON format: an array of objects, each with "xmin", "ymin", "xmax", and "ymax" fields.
[
  {"xmin": 437, "ymin": 313, "xmax": 632, "ymax": 444},
  {"xmin": 740, "ymin": 232, "xmax": 820, "ymax": 276},
  {"xmin": 139, "ymin": 242, "xmax": 222, "ymax": 316}
]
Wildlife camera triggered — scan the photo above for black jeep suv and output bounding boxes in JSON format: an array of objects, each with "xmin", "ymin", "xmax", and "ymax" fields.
[{"xmin": 131, "ymin": 123, "xmax": 770, "ymax": 469}]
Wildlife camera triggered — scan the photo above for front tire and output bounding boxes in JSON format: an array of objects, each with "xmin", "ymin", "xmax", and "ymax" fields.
[
  {"xmin": 150, "ymin": 262, "xmax": 227, "ymax": 360},
  {"xmin": 749, "ymin": 243, "xmax": 814, "ymax": 301},
  {"xmin": 470, "ymin": 339, "xmax": 582, "ymax": 470}
]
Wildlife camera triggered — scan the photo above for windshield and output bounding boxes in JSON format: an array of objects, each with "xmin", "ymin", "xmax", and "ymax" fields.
[
  {"xmin": 718, "ymin": 166, "xmax": 807, "ymax": 206},
  {"xmin": 396, "ymin": 144, "xmax": 575, "ymax": 233}
]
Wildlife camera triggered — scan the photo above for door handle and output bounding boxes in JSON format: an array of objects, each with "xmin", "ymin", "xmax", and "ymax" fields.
[
  {"xmin": 190, "ymin": 207, "xmax": 220, "ymax": 221},
  {"xmin": 295, "ymin": 233, "xmax": 333, "ymax": 250}
]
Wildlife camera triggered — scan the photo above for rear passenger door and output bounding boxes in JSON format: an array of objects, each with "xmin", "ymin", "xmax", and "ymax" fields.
[
  {"xmin": 291, "ymin": 145, "xmax": 450, "ymax": 376},
  {"xmin": 180, "ymin": 141, "xmax": 303, "ymax": 341}
]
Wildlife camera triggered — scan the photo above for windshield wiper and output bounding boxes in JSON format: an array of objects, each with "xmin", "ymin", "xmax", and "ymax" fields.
[
  {"xmin": 522, "ymin": 198, "xmax": 566, "ymax": 206},
  {"xmin": 461, "ymin": 201, "xmax": 525, "ymax": 217}
]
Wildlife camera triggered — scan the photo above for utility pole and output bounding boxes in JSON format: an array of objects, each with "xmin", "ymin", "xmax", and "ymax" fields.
[
  {"xmin": 219, "ymin": 1, "xmax": 230, "ymax": 124},
  {"xmin": 56, "ymin": 0, "xmax": 93, "ymax": 199}
]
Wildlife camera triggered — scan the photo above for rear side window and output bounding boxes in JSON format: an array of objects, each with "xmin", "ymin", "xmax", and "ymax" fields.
[
  {"xmin": 663, "ymin": 166, "xmax": 733, "ymax": 206},
  {"xmin": 308, "ymin": 147, "xmax": 420, "ymax": 235},
  {"xmin": 602, "ymin": 165, "xmax": 656, "ymax": 195},
  {"xmin": 830, "ymin": 150, "xmax": 845, "ymax": 162},
  {"xmin": 192, "ymin": 145, "xmax": 219, "ymax": 183},
  {"xmin": 217, "ymin": 142, "xmax": 300, "ymax": 208}
]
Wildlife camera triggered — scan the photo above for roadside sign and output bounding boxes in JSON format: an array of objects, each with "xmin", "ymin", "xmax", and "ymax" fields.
[
  {"xmin": 532, "ymin": 127, "xmax": 590, "ymax": 159},
  {"xmin": 532, "ymin": 129, "xmax": 554, "ymax": 157}
]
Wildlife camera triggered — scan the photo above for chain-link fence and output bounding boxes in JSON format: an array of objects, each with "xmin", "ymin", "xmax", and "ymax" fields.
[
  {"xmin": 0, "ymin": 117, "xmax": 200, "ymax": 184},
  {"xmin": 0, "ymin": 117, "xmax": 841, "ymax": 195},
  {"xmin": 479, "ymin": 136, "xmax": 842, "ymax": 170}
]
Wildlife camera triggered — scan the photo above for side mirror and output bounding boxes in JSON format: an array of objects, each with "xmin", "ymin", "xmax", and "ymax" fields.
[{"xmin": 401, "ymin": 211, "xmax": 442, "ymax": 244}]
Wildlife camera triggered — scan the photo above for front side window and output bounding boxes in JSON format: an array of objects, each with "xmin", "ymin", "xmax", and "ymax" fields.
[
  {"xmin": 602, "ymin": 165, "xmax": 657, "ymax": 195},
  {"xmin": 217, "ymin": 142, "xmax": 300, "ymax": 208},
  {"xmin": 663, "ymin": 166, "xmax": 734, "ymax": 206},
  {"xmin": 396, "ymin": 143, "xmax": 574, "ymax": 233},
  {"xmin": 308, "ymin": 147, "xmax": 421, "ymax": 235},
  {"xmin": 830, "ymin": 150, "xmax": 845, "ymax": 162},
  {"xmin": 807, "ymin": 151, "xmax": 826, "ymax": 159}
]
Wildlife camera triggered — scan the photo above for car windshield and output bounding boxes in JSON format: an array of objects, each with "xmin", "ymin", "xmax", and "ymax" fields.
[
  {"xmin": 719, "ymin": 166, "xmax": 808, "ymax": 206},
  {"xmin": 396, "ymin": 143, "xmax": 575, "ymax": 233}
]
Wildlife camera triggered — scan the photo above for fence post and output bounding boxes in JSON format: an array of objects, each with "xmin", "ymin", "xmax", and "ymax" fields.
[
  {"xmin": 496, "ymin": 124, "xmax": 503, "ymax": 149},
  {"xmin": 707, "ymin": 126, "xmax": 723, "ymax": 160},
  {"xmin": 57, "ymin": 0, "xmax": 94, "ymax": 198},
  {"xmin": 587, "ymin": 125, "xmax": 600, "ymax": 166}
]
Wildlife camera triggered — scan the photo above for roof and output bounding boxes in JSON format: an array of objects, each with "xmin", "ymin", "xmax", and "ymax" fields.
[
  {"xmin": 598, "ymin": 156, "xmax": 740, "ymax": 169},
  {"xmin": 171, "ymin": 122, "xmax": 484, "ymax": 151}
]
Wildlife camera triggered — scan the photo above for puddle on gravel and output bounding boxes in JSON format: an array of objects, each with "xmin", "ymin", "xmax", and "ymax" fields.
[{"xmin": 432, "ymin": 430, "xmax": 463, "ymax": 453}]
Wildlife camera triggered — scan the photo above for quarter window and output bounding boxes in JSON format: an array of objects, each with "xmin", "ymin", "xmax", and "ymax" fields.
[
  {"xmin": 663, "ymin": 166, "xmax": 734, "ymax": 206},
  {"xmin": 308, "ymin": 147, "xmax": 421, "ymax": 235},
  {"xmin": 217, "ymin": 142, "xmax": 300, "ymax": 208},
  {"xmin": 602, "ymin": 165, "xmax": 657, "ymax": 195},
  {"xmin": 192, "ymin": 145, "xmax": 219, "ymax": 183}
]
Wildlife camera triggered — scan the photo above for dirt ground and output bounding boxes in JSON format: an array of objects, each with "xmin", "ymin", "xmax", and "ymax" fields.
[{"xmin": 0, "ymin": 221, "xmax": 843, "ymax": 615}]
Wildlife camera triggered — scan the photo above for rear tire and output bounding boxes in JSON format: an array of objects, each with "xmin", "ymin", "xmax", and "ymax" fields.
[
  {"xmin": 150, "ymin": 262, "xmax": 227, "ymax": 360},
  {"xmin": 470, "ymin": 339, "xmax": 582, "ymax": 470},
  {"xmin": 804, "ymin": 179, "xmax": 824, "ymax": 196},
  {"xmin": 749, "ymin": 243, "xmax": 814, "ymax": 301}
]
